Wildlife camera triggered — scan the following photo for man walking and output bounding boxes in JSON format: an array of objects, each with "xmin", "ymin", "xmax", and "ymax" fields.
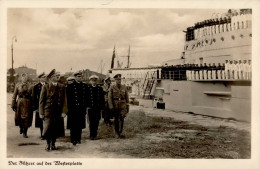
[
  {"xmin": 108, "ymin": 74, "xmax": 129, "ymax": 139},
  {"xmin": 102, "ymin": 76, "xmax": 113, "ymax": 125},
  {"xmin": 86, "ymin": 75, "xmax": 104, "ymax": 140},
  {"xmin": 32, "ymin": 72, "xmax": 47, "ymax": 139},
  {"xmin": 66, "ymin": 71, "xmax": 87, "ymax": 145},
  {"xmin": 39, "ymin": 69, "xmax": 67, "ymax": 151}
]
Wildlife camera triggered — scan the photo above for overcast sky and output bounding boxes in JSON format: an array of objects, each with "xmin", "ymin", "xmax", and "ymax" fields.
[{"xmin": 7, "ymin": 8, "xmax": 227, "ymax": 74}]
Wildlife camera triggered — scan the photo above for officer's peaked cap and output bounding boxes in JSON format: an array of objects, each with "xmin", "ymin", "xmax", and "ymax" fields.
[
  {"xmin": 104, "ymin": 76, "xmax": 111, "ymax": 81},
  {"xmin": 47, "ymin": 69, "xmax": 60, "ymax": 78},
  {"xmin": 67, "ymin": 76, "xmax": 75, "ymax": 81},
  {"xmin": 38, "ymin": 72, "xmax": 45, "ymax": 78},
  {"xmin": 73, "ymin": 70, "xmax": 83, "ymax": 77},
  {"xmin": 89, "ymin": 75, "xmax": 99, "ymax": 80},
  {"xmin": 21, "ymin": 73, "xmax": 28, "ymax": 77},
  {"xmin": 113, "ymin": 74, "xmax": 121, "ymax": 79}
]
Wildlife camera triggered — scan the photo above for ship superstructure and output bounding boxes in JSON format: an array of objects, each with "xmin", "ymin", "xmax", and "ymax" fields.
[{"xmin": 110, "ymin": 9, "xmax": 252, "ymax": 122}]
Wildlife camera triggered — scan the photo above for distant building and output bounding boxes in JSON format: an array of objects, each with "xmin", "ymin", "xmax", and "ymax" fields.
[{"xmin": 14, "ymin": 66, "xmax": 37, "ymax": 81}]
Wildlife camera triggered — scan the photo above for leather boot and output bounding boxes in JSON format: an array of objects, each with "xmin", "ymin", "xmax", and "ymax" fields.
[
  {"xmin": 51, "ymin": 142, "xmax": 58, "ymax": 150},
  {"xmin": 20, "ymin": 128, "xmax": 23, "ymax": 134},
  {"xmin": 45, "ymin": 144, "xmax": 50, "ymax": 151},
  {"xmin": 23, "ymin": 128, "xmax": 28, "ymax": 138}
]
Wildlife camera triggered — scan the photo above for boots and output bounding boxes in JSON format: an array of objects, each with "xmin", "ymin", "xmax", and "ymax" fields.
[
  {"xmin": 23, "ymin": 128, "xmax": 28, "ymax": 138},
  {"xmin": 45, "ymin": 144, "xmax": 50, "ymax": 151},
  {"xmin": 51, "ymin": 144, "xmax": 58, "ymax": 150},
  {"xmin": 20, "ymin": 127, "xmax": 23, "ymax": 134},
  {"xmin": 40, "ymin": 128, "xmax": 44, "ymax": 140},
  {"xmin": 51, "ymin": 140, "xmax": 57, "ymax": 150}
]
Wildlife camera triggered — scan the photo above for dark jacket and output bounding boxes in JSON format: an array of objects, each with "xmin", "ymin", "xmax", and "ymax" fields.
[
  {"xmin": 86, "ymin": 85, "xmax": 105, "ymax": 110},
  {"xmin": 66, "ymin": 81, "xmax": 87, "ymax": 129},
  {"xmin": 32, "ymin": 82, "xmax": 44, "ymax": 111}
]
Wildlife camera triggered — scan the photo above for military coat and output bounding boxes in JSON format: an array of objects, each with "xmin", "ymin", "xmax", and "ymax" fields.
[
  {"xmin": 39, "ymin": 83, "xmax": 67, "ymax": 138},
  {"xmin": 32, "ymin": 82, "xmax": 46, "ymax": 128},
  {"xmin": 11, "ymin": 82, "xmax": 33, "ymax": 128},
  {"xmin": 66, "ymin": 81, "xmax": 87, "ymax": 129}
]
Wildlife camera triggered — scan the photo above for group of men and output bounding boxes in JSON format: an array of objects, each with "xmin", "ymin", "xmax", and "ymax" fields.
[
  {"xmin": 12, "ymin": 69, "xmax": 129, "ymax": 152},
  {"xmin": 185, "ymin": 60, "xmax": 251, "ymax": 81}
]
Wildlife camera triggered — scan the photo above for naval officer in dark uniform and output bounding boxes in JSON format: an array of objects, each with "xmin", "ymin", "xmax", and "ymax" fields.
[
  {"xmin": 32, "ymin": 72, "xmax": 47, "ymax": 139},
  {"xmin": 66, "ymin": 71, "xmax": 87, "ymax": 145},
  {"xmin": 39, "ymin": 69, "xmax": 67, "ymax": 151},
  {"xmin": 86, "ymin": 75, "xmax": 104, "ymax": 140},
  {"xmin": 108, "ymin": 74, "xmax": 129, "ymax": 138}
]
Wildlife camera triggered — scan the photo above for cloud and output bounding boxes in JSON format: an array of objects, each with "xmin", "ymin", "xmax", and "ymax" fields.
[{"xmin": 7, "ymin": 8, "xmax": 229, "ymax": 74}]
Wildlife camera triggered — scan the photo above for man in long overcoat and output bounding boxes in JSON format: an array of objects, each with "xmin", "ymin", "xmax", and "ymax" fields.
[
  {"xmin": 39, "ymin": 69, "xmax": 67, "ymax": 151},
  {"xmin": 66, "ymin": 71, "xmax": 87, "ymax": 145},
  {"xmin": 108, "ymin": 74, "xmax": 129, "ymax": 139},
  {"xmin": 11, "ymin": 73, "xmax": 33, "ymax": 138},
  {"xmin": 32, "ymin": 72, "xmax": 47, "ymax": 139}
]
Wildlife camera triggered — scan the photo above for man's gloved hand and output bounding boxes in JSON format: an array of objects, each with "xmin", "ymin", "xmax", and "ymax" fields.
[
  {"xmin": 61, "ymin": 113, "xmax": 66, "ymax": 118},
  {"xmin": 39, "ymin": 114, "xmax": 44, "ymax": 119}
]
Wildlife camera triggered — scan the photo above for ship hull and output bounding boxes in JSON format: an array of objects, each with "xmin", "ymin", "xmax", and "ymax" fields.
[{"xmin": 138, "ymin": 80, "xmax": 251, "ymax": 122}]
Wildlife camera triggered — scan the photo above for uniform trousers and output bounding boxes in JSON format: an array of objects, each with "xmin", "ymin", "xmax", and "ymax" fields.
[
  {"xmin": 199, "ymin": 70, "xmax": 203, "ymax": 80},
  {"xmin": 207, "ymin": 70, "xmax": 212, "ymax": 80},
  {"xmin": 87, "ymin": 108, "xmax": 101, "ymax": 138},
  {"xmin": 70, "ymin": 128, "xmax": 82, "ymax": 143},
  {"xmin": 113, "ymin": 109, "xmax": 125, "ymax": 136},
  {"xmin": 212, "ymin": 70, "xmax": 216, "ymax": 80},
  {"xmin": 217, "ymin": 70, "xmax": 222, "ymax": 79},
  {"xmin": 43, "ymin": 117, "xmax": 58, "ymax": 145},
  {"xmin": 225, "ymin": 70, "xmax": 229, "ymax": 79},
  {"xmin": 195, "ymin": 71, "xmax": 199, "ymax": 80},
  {"xmin": 234, "ymin": 71, "xmax": 238, "ymax": 79},
  {"xmin": 203, "ymin": 70, "xmax": 208, "ymax": 80}
]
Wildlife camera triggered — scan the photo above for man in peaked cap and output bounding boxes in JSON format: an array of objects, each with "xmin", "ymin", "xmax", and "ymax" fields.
[
  {"xmin": 86, "ymin": 75, "xmax": 104, "ymax": 140},
  {"xmin": 67, "ymin": 76, "xmax": 76, "ymax": 84},
  {"xmin": 108, "ymin": 74, "xmax": 129, "ymax": 139},
  {"xmin": 11, "ymin": 72, "xmax": 33, "ymax": 138},
  {"xmin": 102, "ymin": 76, "xmax": 113, "ymax": 126},
  {"xmin": 32, "ymin": 72, "xmax": 47, "ymax": 140},
  {"xmin": 66, "ymin": 70, "xmax": 88, "ymax": 145},
  {"xmin": 39, "ymin": 69, "xmax": 67, "ymax": 151}
]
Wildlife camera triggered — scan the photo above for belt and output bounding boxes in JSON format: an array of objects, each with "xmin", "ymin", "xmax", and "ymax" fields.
[{"xmin": 113, "ymin": 98, "xmax": 125, "ymax": 101}]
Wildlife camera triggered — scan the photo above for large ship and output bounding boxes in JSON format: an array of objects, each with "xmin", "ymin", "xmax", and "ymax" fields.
[{"xmin": 110, "ymin": 9, "xmax": 252, "ymax": 122}]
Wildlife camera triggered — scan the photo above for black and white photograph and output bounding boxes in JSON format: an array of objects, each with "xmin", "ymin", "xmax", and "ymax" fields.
[{"xmin": 1, "ymin": 1, "xmax": 260, "ymax": 169}]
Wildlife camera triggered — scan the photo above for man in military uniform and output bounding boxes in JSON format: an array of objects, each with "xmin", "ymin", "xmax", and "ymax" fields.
[
  {"xmin": 108, "ymin": 74, "xmax": 129, "ymax": 139},
  {"xmin": 86, "ymin": 75, "xmax": 104, "ymax": 140},
  {"xmin": 11, "ymin": 73, "xmax": 33, "ymax": 138},
  {"xmin": 66, "ymin": 71, "xmax": 87, "ymax": 145},
  {"xmin": 32, "ymin": 72, "xmax": 47, "ymax": 139},
  {"xmin": 102, "ymin": 76, "xmax": 113, "ymax": 125},
  {"xmin": 39, "ymin": 69, "xmax": 67, "ymax": 151}
]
